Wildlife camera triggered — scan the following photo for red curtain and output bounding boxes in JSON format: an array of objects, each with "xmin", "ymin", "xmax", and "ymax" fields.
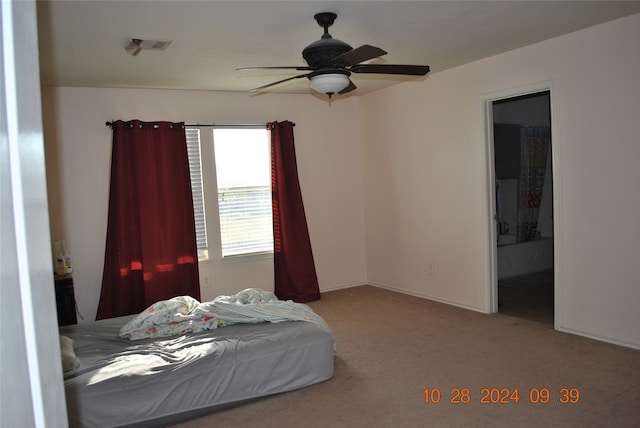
[
  {"xmin": 269, "ymin": 121, "xmax": 320, "ymax": 302},
  {"xmin": 96, "ymin": 120, "xmax": 200, "ymax": 320}
]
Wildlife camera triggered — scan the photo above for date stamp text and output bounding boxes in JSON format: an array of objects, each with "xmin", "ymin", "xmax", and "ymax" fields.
[{"xmin": 423, "ymin": 387, "xmax": 580, "ymax": 405}]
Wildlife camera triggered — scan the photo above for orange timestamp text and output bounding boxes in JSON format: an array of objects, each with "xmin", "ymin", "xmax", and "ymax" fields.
[{"xmin": 423, "ymin": 387, "xmax": 580, "ymax": 404}]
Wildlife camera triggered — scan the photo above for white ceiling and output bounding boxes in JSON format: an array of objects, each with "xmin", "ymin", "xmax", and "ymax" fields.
[{"xmin": 37, "ymin": 1, "xmax": 640, "ymax": 98}]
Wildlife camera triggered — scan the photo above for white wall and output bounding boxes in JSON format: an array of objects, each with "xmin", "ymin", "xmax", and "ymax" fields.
[
  {"xmin": 360, "ymin": 13, "xmax": 640, "ymax": 348},
  {"xmin": 41, "ymin": 88, "xmax": 367, "ymax": 321}
]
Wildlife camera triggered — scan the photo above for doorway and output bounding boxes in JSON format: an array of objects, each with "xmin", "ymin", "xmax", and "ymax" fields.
[{"xmin": 489, "ymin": 90, "xmax": 555, "ymax": 326}]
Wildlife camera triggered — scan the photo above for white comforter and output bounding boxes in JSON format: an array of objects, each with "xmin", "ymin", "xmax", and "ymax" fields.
[{"xmin": 119, "ymin": 288, "xmax": 330, "ymax": 340}]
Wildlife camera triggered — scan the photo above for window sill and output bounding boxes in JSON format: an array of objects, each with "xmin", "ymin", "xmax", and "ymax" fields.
[{"xmin": 221, "ymin": 251, "xmax": 274, "ymax": 264}]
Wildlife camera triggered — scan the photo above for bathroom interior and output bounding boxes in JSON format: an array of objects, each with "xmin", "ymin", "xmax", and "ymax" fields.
[{"xmin": 493, "ymin": 91, "xmax": 554, "ymax": 326}]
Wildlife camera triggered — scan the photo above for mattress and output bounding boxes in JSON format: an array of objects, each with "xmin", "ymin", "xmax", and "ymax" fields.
[{"xmin": 60, "ymin": 316, "xmax": 335, "ymax": 428}]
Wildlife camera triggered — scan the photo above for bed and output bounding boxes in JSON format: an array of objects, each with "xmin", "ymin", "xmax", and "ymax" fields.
[{"xmin": 60, "ymin": 289, "xmax": 335, "ymax": 428}]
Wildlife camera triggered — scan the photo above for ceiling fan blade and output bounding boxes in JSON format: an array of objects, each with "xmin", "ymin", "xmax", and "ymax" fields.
[
  {"xmin": 339, "ymin": 80, "xmax": 357, "ymax": 95},
  {"xmin": 237, "ymin": 66, "xmax": 314, "ymax": 71},
  {"xmin": 333, "ymin": 44, "xmax": 387, "ymax": 66},
  {"xmin": 350, "ymin": 64, "xmax": 430, "ymax": 75},
  {"xmin": 249, "ymin": 74, "xmax": 310, "ymax": 92}
]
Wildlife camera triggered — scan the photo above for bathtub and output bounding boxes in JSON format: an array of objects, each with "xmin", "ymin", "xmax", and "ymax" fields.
[
  {"xmin": 497, "ymin": 237, "xmax": 553, "ymax": 279},
  {"xmin": 498, "ymin": 234, "xmax": 517, "ymax": 246}
]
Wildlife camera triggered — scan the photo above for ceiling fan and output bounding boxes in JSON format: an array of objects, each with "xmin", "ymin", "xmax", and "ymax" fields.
[{"xmin": 238, "ymin": 12, "xmax": 430, "ymax": 98}]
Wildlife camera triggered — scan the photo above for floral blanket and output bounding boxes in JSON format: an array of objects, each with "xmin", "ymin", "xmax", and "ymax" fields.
[{"xmin": 119, "ymin": 288, "xmax": 330, "ymax": 340}]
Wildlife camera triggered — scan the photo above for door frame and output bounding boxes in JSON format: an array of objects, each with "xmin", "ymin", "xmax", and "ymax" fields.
[
  {"xmin": 2, "ymin": 0, "xmax": 69, "ymax": 423},
  {"xmin": 481, "ymin": 81, "xmax": 560, "ymax": 330}
]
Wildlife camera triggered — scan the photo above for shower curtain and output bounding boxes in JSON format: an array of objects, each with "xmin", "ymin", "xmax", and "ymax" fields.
[{"xmin": 516, "ymin": 126, "xmax": 550, "ymax": 242}]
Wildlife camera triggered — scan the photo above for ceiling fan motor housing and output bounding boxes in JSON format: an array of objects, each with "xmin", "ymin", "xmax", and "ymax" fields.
[
  {"xmin": 303, "ymin": 38, "xmax": 353, "ymax": 68},
  {"xmin": 303, "ymin": 12, "xmax": 352, "ymax": 68}
]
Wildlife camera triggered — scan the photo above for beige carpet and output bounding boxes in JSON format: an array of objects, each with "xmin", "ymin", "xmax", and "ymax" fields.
[{"xmin": 171, "ymin": 285, "xmax": 639, "ymax": 428}]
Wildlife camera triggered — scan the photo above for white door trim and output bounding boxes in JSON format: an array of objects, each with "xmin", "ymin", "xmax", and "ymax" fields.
[
  {"xmin": 1, "ymin": 0, "xmax": 68, "ymax": 425},
  {"xmin": 480, "ymin": 81, "xmax": 560, "ymax": 330}
]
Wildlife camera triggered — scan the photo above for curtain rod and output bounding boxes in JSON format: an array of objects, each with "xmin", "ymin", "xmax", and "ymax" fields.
[{"xmin": 105, "ymin": 121, "xmax": 294, "ymax": 128}]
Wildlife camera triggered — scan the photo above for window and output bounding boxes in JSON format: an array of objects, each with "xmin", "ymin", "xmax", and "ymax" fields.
[
  {"xmin": 213, "ymin": 128, "xmax": 273, "ymax": 257},
  {"xmin": 185, "ymin": 126, "xmax": 273, "ymax": 260}
]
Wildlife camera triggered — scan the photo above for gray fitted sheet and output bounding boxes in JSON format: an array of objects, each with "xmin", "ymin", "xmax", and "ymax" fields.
[{"xmin": 60, "ymin": 316, "xmax": 334, "ymax": 427}]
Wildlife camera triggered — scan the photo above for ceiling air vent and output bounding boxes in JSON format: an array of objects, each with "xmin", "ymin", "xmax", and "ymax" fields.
[{"xmin": 125, "ymin": 38, "xmax": 172, "ymax": 56}]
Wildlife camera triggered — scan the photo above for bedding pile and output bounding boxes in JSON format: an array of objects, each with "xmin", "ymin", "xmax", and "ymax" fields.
[{"xmin": 119, "ymin": 288, "xmax": 330, "ymax": 340}]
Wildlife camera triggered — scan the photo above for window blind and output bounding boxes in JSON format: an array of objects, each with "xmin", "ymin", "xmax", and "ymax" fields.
[
  {"xmin": 218, "ymin": 186, "xmax": 273, "ymax": 256},
  {"xmin": 185, "ymin": 128, "xmax": 208, "ymax": 257}
]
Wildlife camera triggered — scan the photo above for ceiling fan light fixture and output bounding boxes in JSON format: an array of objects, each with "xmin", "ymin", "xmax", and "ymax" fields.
[{"xmin": 309, "ymin": 72, "xmax": 350, "ymax": 95}]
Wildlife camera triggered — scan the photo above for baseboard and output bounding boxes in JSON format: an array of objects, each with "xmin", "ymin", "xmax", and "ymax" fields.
[
  {"xmin": 556, "ymin": 326, "xmax": 640, "ymax": 350},
  {"xmin": 320, "ymin": 281, "xmax": 368, "ymax": 293},
  {"xmin": 367, "ymin": 281, "xmax": 487, "ymax": 314}
]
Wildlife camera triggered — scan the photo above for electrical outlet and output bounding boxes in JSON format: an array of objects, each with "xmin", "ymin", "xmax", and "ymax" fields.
[
  {"xmin": 427, "ymin": 263, "xmax": 435, "ymax": 275},
  {"xmin": 202, "ymin": 275, "xmax": 211, "ymax": 287}
]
